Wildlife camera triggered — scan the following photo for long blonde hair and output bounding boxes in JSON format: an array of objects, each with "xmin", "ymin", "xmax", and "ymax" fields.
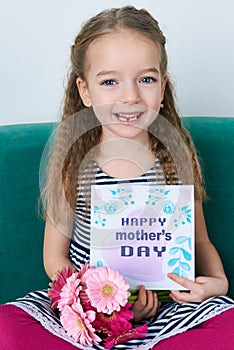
[{"xmin": 41, "ymin": 6, "xmax": 206, "ymax": 227}]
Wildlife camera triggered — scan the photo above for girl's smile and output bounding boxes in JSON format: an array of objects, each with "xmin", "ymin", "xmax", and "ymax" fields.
[
  {"xmin": 110, "ymin": 103, "xmax": 148, "ymax": 127},
  {"xmin": 113, "ymin": 111, "xmax": 144, "ymax": 123}
]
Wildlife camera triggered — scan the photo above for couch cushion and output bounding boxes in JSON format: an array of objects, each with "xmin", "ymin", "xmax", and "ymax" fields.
[
  {"xmin": 182, "ymin": 117, "xmax": 234, "ymax": 297},
  {"xmin": 0, "ymin": 123, "xmax": 54, "ymax": 303}
]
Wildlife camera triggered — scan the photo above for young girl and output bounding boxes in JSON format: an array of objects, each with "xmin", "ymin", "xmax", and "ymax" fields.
[{"xmin": 0, "ymin": 5, "xmax": 234, "ymax": 350}]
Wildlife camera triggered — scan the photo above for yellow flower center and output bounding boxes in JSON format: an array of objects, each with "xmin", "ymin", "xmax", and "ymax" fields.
[
  {"xmin": 77, "ymin": 317, "xmax": 84, "ymax": 330},
  {"xmin": 101, "ymin": 283, "xmax": 114, "ymax": 297}
]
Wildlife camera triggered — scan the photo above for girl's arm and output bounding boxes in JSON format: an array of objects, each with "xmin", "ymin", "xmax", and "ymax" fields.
[
  {"xmin": 169, "ymin": 200, "xmax": 229, "ymax": 304},
  {"xmin": 43, "ymin": 218, "xmax": 76, "ymax": 280}
]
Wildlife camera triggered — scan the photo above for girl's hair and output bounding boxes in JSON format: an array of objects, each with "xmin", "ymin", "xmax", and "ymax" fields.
[{"xmin": 42, "ymin": 6, "xmax": 206, "ymax": 226}]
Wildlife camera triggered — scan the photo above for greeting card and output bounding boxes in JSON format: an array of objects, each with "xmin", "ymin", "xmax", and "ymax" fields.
[{"xmin": 90, "ymin": 184, "xmax": 194, "ymax": 290}]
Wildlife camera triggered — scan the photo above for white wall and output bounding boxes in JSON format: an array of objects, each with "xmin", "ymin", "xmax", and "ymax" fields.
[{"xmin": 0, "ymin": 0, "xmax": 233, "ymax": 125}]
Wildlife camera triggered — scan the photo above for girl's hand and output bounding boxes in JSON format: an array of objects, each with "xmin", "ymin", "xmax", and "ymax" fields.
[
  {"xmin": 132, "ymin": 285, "xmax": 160, "ymax": 322},
  {"xmin": 168, "ymin": 273, "xmax": 228, "ymax": 304}
]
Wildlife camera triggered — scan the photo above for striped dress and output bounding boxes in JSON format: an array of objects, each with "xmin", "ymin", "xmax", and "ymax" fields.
[{"xmin": 9, "ymin": 161, "xmax": 234, "ymax": 349}]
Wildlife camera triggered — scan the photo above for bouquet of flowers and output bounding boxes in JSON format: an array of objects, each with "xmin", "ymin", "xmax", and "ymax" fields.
[{"xmin": 48, "ymin": 264, "xmax": 148, "ymax": 348}]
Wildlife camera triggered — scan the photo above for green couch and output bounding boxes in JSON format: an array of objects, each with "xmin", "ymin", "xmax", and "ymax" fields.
[{"xmin": 0, "ymin": 117, "xmax": 234, "ymax": 304}]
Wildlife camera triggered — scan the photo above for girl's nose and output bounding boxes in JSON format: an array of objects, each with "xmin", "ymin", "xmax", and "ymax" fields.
[{"xmin": 119, "ymin": 82, "xmax": 141, "ymax": 104}]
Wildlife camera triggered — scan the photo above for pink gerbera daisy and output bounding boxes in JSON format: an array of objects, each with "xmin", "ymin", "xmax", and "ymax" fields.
[
  {"xmin": 83, "ymin": 266, "xmax": 130, "ymax": 314},
  {"xmin": 58, "ymin": 272, "xmax": 82, "ymax": 311},
  {"xmin": 77, "ymin": 263, "xmax": 91, "ymax": 279},
  {"xmin": 48, "ymin": 267, "xmax": 74, "ymax": 309},
  {"xmin": 92, "ymin": 302, "xmax": 133, "ymax": 333},
  {"xmin": 60, "ymin": 301, "xmax": 101, "ymax": 346},
  {"xmin": 104, "ymin": 321, "xmax": 148, "ymax": 349}
]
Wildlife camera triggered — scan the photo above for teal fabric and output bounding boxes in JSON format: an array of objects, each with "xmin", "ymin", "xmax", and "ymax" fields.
[
  {"xmin": 182, "ymin": 117, "xmax": 234, "ymax": 298},
  {"xmin": 0, "ymin": 123, "xmax": 54, "ymax": 303},
  {"xmin": 0, "ymin": 117, "xmax": 233, "ymax": 304}
]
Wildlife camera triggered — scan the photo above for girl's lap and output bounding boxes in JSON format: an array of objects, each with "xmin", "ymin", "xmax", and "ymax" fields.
[
  {"xmin": 153, "ymin": 308, "xmax": 234, "ymax": 350},
  {"xmin": 1, "ymin": 304, "xmax": 234, "ymax": 350}
]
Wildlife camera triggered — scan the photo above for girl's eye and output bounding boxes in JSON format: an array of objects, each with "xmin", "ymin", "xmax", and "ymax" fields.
[
  {"xmin": 101, "ymin": 79, "xmax": 117, "ymax": 86},
  {"xmin": 140, "ymin": 77, "xmax": 156, "ymax": 84}
]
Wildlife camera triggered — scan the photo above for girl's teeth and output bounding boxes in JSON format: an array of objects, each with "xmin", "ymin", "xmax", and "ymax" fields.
[
  {"xmin": 116, "ymin": 113, "xmax": 141, "ymax": 121},
  {"xmin": 119, "ymin": 115, "xmax": 137, "ymax": 121}
]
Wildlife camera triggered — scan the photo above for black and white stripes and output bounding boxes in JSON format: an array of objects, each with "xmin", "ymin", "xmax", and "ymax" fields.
[{"xmin": 71, "ymin": 160, "xmax": 166, "ymax": 267}]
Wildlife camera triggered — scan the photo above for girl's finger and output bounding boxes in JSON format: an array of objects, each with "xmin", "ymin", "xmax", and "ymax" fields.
[
  {"xmin": 168, "ymin": 273, "xmax": 195, "ymax": 291},
  {"xmin": 138, "ymin": 285, "xmax": 147, "ymax": 306}
]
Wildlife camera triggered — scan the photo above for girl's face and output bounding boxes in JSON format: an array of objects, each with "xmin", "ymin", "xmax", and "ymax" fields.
[{"xmin": 77, "ymin": 29, "xmax": 167, "ymax": 143}]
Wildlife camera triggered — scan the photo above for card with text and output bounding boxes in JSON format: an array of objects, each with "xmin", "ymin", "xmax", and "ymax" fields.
[{"xmin": 90, "ymin": 184, "xmax": 194, "ymax": 290}]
